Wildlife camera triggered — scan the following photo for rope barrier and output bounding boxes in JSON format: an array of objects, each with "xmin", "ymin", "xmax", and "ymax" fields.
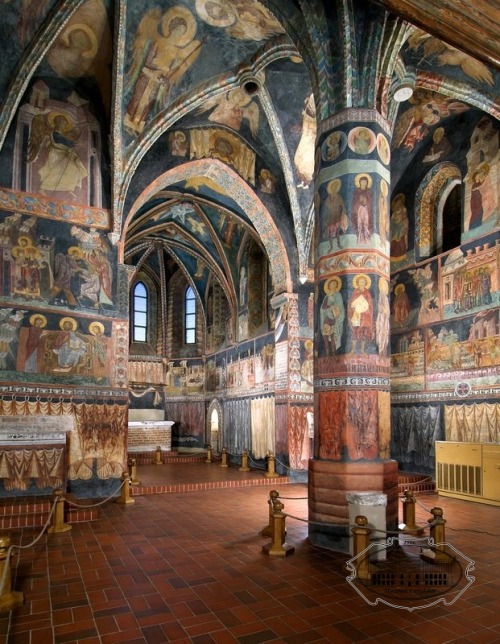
[
  {"xmin": 281, "ymin": 511, "xmax": 402, "ymax": 534},
  {"xmin": 61, "ymin": 476, "xmax": 128, "ymax": 509},
  {"xmin": 414, "ymin": 496, "xmax": 433, "ymax": 514},
  {"xmin": 0, "ymin": 473, "xmax": 137, "ymax": 611},
  {"xmin": 0, "ymin": 496, "xmax": 58, "ymax": 606},
  {"xmin": 399, "ymin": 476, "xmax": 434, "ymax": 487}
]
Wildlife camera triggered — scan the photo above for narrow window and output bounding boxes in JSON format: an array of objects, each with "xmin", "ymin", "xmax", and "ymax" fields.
[
  {"xmin": 133, "ymin": 281, "xmax": 148, "ymax": 342},
  {"xmin": 440, "ymin": 184, "xmax": 462, "ymax": 253},
  {"xmin": 185, "ymin": 286, "xmax": 196, "ymax": 344}
]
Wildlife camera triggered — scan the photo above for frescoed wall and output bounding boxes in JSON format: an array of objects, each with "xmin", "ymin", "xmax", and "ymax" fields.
[
  {"xmin": 0, "ymin": 0, "xmax": 498, "ymax": 500},
  {"xmin": 390, "ymin": 105, "xmax": 499, "ymax": 473}
]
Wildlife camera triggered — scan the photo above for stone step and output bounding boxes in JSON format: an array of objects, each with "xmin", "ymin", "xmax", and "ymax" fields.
[{"xmin": 0, "ymin": 494, "xmax": 99, "ymax": 530}]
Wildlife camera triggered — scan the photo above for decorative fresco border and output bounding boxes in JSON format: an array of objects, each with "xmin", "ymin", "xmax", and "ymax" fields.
[
  {"xmin": 0, "ymin": 187, "xmax": 110, "ymax": 229},
  {"xmin": 392, "ymin": 388, "xmax": 499, "ymax": 402},
  {"xmin": 0, "ymin": 384, "xmax": 127, "ymax": 399},
  {"xmin": 314, "ymin": 376, "xmax": 391, "ymax": 388}
]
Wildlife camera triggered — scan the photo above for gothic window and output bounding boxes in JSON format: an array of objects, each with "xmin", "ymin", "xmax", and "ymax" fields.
[
  {"xmin": 132, "ymin": 281, "xmax": 148, "ymax": 342},
  {"xmin": 440, "ymin": 184, "xmax": 462, "ymax": 253},
  {"xmin": 185, "ymin": 285, "xmax": 196, "ymax": 344}
]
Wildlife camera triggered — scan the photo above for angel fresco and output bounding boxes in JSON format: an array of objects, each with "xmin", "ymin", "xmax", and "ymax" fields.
[
  {"xmin": 195, "ymin": 0, "xmax": 284, "ymax": 41},
  {"xmin": 294, "ymin": 93, "xmax": 316, "ymax": 189},
  {"xmin": 407, "ymin": 28, "xmax": 494, "ymax": 86},
  {"xmin": 27, "ymin": 111, "xmax": 88, "ymax": 197},
  {"xmin": 198, "ymin": 87, "xmax": 259, "ymax": 136},
  {"xmin": 125, "ymin": 6, "xmax": 202, "ymax": 134},
  {"xmin": 392, "ymin": 89, "xmax": 469, "ymax": 152},
  {"xmin": 44, "ymin": 0, "xmax": 113, "ymax": 114}
]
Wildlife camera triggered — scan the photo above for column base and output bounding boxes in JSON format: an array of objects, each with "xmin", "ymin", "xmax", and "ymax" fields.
[{"xmin": 308, "ymin": 459, "xmax": 399, "ymax": 553}]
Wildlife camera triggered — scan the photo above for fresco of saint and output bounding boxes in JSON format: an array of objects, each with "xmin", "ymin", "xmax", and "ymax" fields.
[{"xmin": 125, "ymin": 6, "xmax": 201, "ymax": 133}]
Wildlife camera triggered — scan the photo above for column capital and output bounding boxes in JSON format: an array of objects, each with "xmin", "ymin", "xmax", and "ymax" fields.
[{"xmin": 318, "ymin": 108, "xmax": 392, "ymax": 138}]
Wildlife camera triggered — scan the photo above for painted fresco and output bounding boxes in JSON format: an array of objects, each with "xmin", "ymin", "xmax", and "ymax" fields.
[
  {"xmin": 0, "ymin": 308, "xmax": 114, "ymax": 386},
  {"xmin": 391, "ymin": 109, "xmax": 499, "ymax": 270},
  {"xmin": 0, "ymin": 212, "xmax": 115, "ymax": 313},
  {"xmin": 463, "ymin": 117, "xmax": 499, "ymax": 239},
  {"xmin": 391, "ymin": 235, "xmax": 499, "ymax": 396},
  {"xmin": 205, "ymin": 331, "xmax": 276, "ymax": 396},
  {"xmin": 4, "ymin": 83, "xmax": 108, "ymax": 210},
  {"xmin": 316, "ymin": 273, "xmax": 390, "ymax": 375},
  {"xmin": 123, "ymin": 0, "xmax": 286, "ymax": 138},
  {"xmin": 403, "ymin": 28, "xmax": 498, "ymax": 90},
  {"xmin": 0, "ymin": 0, "xmax": 497, "ymax": 499}
]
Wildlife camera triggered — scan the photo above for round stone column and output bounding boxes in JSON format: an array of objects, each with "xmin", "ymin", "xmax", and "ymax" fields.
[{"xmin": 309, "ymin": 109, "xmax": 398, "ymax": 552}]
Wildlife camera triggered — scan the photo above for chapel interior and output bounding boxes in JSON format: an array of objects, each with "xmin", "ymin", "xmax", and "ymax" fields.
[{"xmin": 0, "ymin": 0, "xmax": 498, "ymax": 617}]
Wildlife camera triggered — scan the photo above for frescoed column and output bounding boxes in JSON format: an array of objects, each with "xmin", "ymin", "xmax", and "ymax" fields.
[
  {"xmin": 309, "ymin": 109, "xmax": 398, "ymax": 551},
  {"xmin": 273, "ymin": 291, "xmax": 314, "ymax": 478}
]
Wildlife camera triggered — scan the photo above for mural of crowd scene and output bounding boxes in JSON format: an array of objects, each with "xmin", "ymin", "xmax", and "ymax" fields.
[
  {"xmin": 253, "ymin": 334, "xmax": 275, "ymax": 385},
  {"xmin": 0, "ymin": 213, "xmax": 115, "ymax": 313},
  {"xmin": 225, "ymin": 342, "xmax": 252, "ymax": 390},
  {"xmin": 164, "ymin": 358, "xmax": 204, "ymax": 394},
  {"xmin": 0, "ymin": 309, "xmax": 112, "ymax": 385},
  {"xmin": 441, "ymin": 234, "xmax": 498, "ymax": 319},
  {"xmin": 189, "ymin": 128, "xmax": 256, "ymax": 185},
  {"xmin": 425, "ymin": 311, "xmax": 500, "ymax": 392},
  {"xmin": 390, "ymin": 329, "xmax": 426, "ymax": 392}
]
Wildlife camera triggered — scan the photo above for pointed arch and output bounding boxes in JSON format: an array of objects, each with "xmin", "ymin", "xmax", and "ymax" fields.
[
  {"xmin": 121, "ymin": 159, "xmax": 293, "ymax": 295},
  {"xmin": 414, "ymin": 162, "xmax": 462, "ymax": 261}
]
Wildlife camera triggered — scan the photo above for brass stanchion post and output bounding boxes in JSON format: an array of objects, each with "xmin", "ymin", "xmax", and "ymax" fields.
[
  {"xmin": 205, "ymin": 445, "xmax": 212, "ymax": 463},
  {"xmin": 239, "ymin": 450, "xmax": 250, "ymax": 472},
  {"xmin": 351, "ymin": 515, "xmax": 372, "ymax": 580},
  {"xmin": 260, "ymin": 489, "xmax": 279, "ymax": 536},
  {"xmin": 421, "ymin": 507, "xmax": 453, "ymax": 564},
  {"xmin": 154, "ymin": 446, "xmax": 163, "ymax": 465},
  {"xmin": 0, "ymin": 536, "xmax": 24, "ymax": 613},
  {"xmin": 128, "ymin": 457, "xmax": 141, "ymax": 485},
  {"xmin": 262, "ymin": 500, "xmax": 294, "ymax": 556},
  {"xmin": 47, "ymin": 489, "xmax": 72, "ymax": 534},
  {"xmin": 264, "ymin": 451, "xmax": 276, "ymax": 477},
  {"xmin": 220, "ymin": 447, "xmax": 229, "ymax": 468},
  {"xmin": 116, "ymin": 471, "xmax": 135, "ymax": 504},
  {"xmin": 399, "ymin": 490, "xmax": 424, "ymax": 535}
]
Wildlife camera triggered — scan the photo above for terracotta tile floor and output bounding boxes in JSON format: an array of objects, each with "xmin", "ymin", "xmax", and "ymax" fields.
[{"xmin": 1, "ymin": 461, "xmax": 499, "ymax": 643}]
